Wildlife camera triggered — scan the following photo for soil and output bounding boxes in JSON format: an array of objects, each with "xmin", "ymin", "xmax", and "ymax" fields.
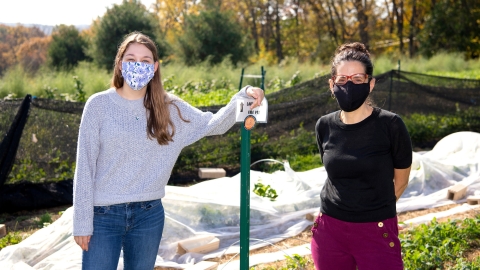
[{"xmin": 0, "ymin": 205, "xmax": 70, "ymax": 240}]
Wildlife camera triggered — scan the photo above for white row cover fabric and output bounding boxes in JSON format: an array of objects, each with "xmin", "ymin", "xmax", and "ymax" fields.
[{"xmin": 0, "ymin": 131, "xmax": 479, "ymax": 270}]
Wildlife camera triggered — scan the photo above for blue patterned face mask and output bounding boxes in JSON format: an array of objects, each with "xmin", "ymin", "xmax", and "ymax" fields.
[{"xmin": 121, "ymin": 61, "xmax": 155, "ymax": 91}]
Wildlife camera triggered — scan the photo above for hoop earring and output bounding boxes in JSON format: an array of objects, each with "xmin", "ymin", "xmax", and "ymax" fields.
[{"xmin": 331, "ymin": 93, "xmax": 335, "ymax": 99}]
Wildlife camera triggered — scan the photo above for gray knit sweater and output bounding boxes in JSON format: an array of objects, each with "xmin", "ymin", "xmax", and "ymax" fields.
[{"xmin": 73, "ymin": 87, "xmax": 250, "ymax": 236}]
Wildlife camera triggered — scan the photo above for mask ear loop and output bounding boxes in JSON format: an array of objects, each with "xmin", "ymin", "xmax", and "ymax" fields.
[
  {"xmin": 329, "ymin": 77, "xmax": 336, "ymax": 99},
  {"xmin": 329, "ymin": 86, "xmax": 336, "ymax": 99}
]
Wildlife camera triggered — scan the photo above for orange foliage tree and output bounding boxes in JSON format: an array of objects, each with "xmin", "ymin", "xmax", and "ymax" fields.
[
  {"xmin": 15, "ymin": 36, "xmax": 52, "ymax": 73},
  {"xmin": 0, "ymin": 24, "xmax": 46, "ymax": 74}
]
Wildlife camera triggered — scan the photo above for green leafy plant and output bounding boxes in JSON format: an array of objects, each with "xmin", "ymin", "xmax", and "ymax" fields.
[
  {"xmin": 49, "ymin": 155, "xmax": 76, "ymax": 181},
  {"xmin": 198, "ymin": 205, "xmax": 239, "ymax": 227},
  {"xmin": 403, "ymin": 106, "xmax": 480, "ymax": 148},
  {"xmin": 73, "ymin": 76, "xmax": 86, "ymax": 102},
  {"xmin": 162, "ymin": 75, "xmax": 179, "ymax": 93},
  {"xmin": 36, "ymin": 213, "xmax": 53, "ymax": 228},
  {"xmin": 0, "ymin": 232, "xmax": 24, "ymax": 250},
  {"xmin": 284, "ymin": 154, "xmax": 322, "ymax": 172},
  {"xmin": 8, "ymin": 159, "xmax": 47, "ymax": 183},
  {"xmin": 8, "ymin": 147, "xmax": 76, "ymax": 184},
  {"xmin": 284, "ymin": 253, "xmax": 308, "ymax": 270},
  {"xmin": 285, "ymin": 71, "xmax": 302, "ymax": 87},
  {"xmin": 253, "ymin": 182, "xmax": 278, "ymax": 201},
  {"xmin": 267, "ymin": 77, "xmax": 285, "ymax": 92},
  {"xmin": 451, "ymin": 257, "xmax": 480, "ymax": 270},
  {"xmin": 56, "ymin": 75, "xmax": 86, "ymax": 102},
  {"xmin": 250, "ymin": 254, "xmax": 311, "ymax": 270},
  {"xmin": 199, "ymin": 206, "xmax": 223, "ymax": 226},
  {"xmin": 401, "ymin": 216, "xmax": 480, "ymax": 269},
  {"xmin": 43, "ymin": 85, "xmax": 58, "ymax": 99}
]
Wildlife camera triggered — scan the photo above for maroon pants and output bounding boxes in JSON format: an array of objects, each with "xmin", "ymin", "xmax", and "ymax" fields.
[{"xmin": 310, "ymin": 213, "xmax": 403, "ymax": 270}]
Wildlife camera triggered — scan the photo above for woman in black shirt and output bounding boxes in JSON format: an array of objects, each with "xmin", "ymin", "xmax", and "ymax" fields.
[{"xmin": 311, "ymin": 42, "xmax": 412, "ymax": 270}]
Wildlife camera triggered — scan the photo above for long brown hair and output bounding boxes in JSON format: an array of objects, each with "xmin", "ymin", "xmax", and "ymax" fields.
[{"xmin": 111, "ymin": 32, "xmax": 188, "ymax": 145}]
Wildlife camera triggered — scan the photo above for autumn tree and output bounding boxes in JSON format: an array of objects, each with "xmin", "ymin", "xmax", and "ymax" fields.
[
  {"xmin": 163, "ymin": 0, "xmax": 480, "ymax": 62},
  {"xmin": 16, "ymin": 36, "xmax": 51, "ymax": 73},
  {"xmin": 153, "ymin": 0, "xmax": 201, "ymax": 39},
  {"xmin": 3, "ymin": 0, "xmax": 478, "ymax": 72},
  {"xmin": 0, "ymin": 24, "xmax": 45, "ymax": 74},
  {"xmin": 89, "ymin": 0, "xmax": 168, "ymax": 70},
  {"xmin": 0, "ymin": 28, "xmax": 13, "ymax": 74}
]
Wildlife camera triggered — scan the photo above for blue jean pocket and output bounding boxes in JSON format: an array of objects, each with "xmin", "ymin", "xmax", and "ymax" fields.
[
  {"xmin": 141, "ymin": 199, "xmax": 162, "ymax": 210},
  {"xmin": 93, "ymin": 206, "xmax": 110, "ymax": 215}
]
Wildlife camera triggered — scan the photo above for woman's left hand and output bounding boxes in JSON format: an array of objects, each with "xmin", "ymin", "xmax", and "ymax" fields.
[{"xmin": 246, "ymin": 87, "xmax": 265, "ymax": 109}]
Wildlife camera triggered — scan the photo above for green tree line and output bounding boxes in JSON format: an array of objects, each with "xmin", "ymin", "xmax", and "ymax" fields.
[{"xmin": 0, "ymin": 0, "xmax": 478, "ymax": 76}]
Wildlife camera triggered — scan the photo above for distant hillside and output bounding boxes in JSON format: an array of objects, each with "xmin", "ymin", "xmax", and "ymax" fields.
[{"xmin": 0, "ymin": 23, "xmax": 90, "ymax": 35}]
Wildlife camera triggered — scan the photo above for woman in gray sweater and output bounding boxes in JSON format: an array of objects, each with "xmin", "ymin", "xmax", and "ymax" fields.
[{"xmin": 72, "ymin": 32, "xmax": 264, "ymax": 270}]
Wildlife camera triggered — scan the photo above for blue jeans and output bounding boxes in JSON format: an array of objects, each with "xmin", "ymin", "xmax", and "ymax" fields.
[{"xmin": 82, "ymin": 199, "xmax": 165, "ymax": 270}]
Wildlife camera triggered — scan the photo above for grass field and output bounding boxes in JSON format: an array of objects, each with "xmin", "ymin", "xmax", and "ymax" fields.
[{"xmin": 1, "ymin": 53, "xmax": 479, "ymax": 103}]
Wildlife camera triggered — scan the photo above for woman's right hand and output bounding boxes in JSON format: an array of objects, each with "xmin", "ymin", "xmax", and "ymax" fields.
[
  {"xmin": 74, "ymin": 235, "xmax": 91, "ymax": 251},
  {"xmin": 246, "ymin": 86, "xmax": 265, "ymax": 109}
]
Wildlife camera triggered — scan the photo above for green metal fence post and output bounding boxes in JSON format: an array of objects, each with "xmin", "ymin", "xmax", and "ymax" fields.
[
  {"xmin": 239, "ymin": 125, "xmax": 251, "ymax": 270},
  {"xmin": 239, "ymin": 66, "xmax": 265, "ymax": 270},
  {"xmin": 261, "ymin": 66, "xmax": 265, "ymax": 91}
]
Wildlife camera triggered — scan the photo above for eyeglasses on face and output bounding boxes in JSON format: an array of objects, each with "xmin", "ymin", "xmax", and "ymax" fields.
[{"xmin": 332, "ymin": 73, "xmax": 369, "ymax": 85}]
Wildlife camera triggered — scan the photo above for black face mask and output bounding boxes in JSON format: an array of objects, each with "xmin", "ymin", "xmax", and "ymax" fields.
[{"xmin": 332, "ymin": 81, "xmax": 370, "ymax": 112}]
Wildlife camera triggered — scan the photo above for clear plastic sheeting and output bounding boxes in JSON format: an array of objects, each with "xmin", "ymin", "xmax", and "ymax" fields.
[
  {"xmin": 397, "ymin": 131, "xmax": 480, "ymax": 213},
  {"xmin": 155, "ymin": 162, "xmax": 324, "ymax": 268},
  {"xmin": 0, "ymin": 163, "xmax": 324, "ymax": 270},
  {"xmin": 1, "ymin": 131, "xmax": 479, "ymax": 270}
]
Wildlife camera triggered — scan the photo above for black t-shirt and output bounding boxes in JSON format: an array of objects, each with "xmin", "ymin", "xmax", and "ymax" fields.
[{"xmin": 316, "ymin": 107, "xmax": 412, "ymax": 222}]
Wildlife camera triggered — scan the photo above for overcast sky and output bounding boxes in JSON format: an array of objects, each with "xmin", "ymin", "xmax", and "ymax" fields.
[{"xmin": 0, "ymin": 0, "xmax": 156, "ymax": 26}]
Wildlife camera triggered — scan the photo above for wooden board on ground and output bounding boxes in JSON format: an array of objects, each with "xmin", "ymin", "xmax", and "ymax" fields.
[
  {"xmin": 467, "ymin": 195, "xmax": 480, "ymax": 205},
  {"xmin": 177, "ymin": 235, "xmax": 220, "ymax": 255},
  {"xmin": 447, "ymin": 184, "xmax": 467, "ymax": 200},
  {"xmin": 198, "ymin": 168, "xmax": 226, "ymax": 179}
]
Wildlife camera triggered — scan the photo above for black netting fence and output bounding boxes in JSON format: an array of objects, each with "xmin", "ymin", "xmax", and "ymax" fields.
[{"xmin": 1, "ymin": 70, "xmax": 479, "ymax": 212}]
